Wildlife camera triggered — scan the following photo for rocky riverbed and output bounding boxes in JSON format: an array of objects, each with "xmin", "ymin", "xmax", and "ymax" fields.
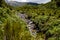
[{"xmin": 18, "ymin": 13, "xmax": 40, "ymax": 37}]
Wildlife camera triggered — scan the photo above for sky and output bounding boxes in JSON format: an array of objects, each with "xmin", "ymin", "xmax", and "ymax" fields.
[{"xmin": 8, "ymin": 0, "xmax": 51, "ymax": 4}]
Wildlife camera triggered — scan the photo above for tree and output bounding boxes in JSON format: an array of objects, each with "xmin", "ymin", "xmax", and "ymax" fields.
[{"xmin": 51, "ymin": 0, "xmax": 60, "ymax": 7}]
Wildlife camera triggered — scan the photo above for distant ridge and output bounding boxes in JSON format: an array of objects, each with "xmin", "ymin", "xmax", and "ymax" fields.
[{"xmin": 7, "ymin": 1, "xmax": 39, "ymax": 6}]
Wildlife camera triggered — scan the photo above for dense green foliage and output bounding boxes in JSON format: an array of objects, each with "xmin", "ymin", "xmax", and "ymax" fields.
[
  {"xmin": 0, "ymin": 0, "xmax": 60, "ymax": 40},
  {"xmin": 0, "ymin": 0, "xmax": 32, "ymax": 40},
  {"xmin": 15, "ymin": 0, "xmax": 60, "ymax": 40}
]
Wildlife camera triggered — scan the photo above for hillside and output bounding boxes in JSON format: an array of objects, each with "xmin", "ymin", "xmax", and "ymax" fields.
[
  {"xmin": 0, "ymin": 0, "xmax": 60, "ymax": 40},
  {"xmin": 7, "ymin": 1, "xmax": 39, "ymax": 7}
]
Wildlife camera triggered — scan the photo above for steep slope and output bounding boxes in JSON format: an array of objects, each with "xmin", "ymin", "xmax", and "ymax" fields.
[
  {"xmin": 16, "ymin": 0, "xmax": 60, "ymax": 40},
  {"xmin": 0, "ymin": 0, "xmax": 60, "ymax": 40}
]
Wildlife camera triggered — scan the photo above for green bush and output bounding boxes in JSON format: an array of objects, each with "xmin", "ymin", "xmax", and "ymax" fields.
[
  {"xmin": 0, "ymin": 0, "xmax": 60, "ymax": 40},
  {"xmin": 0, "ymin": 7, "xmax": 32, "ymax": 40}
]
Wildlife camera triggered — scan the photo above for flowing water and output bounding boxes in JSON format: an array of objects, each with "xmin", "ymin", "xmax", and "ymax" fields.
[{"xmin": 18, "ymin": 13, "xmax": 39, "ymax": 37}]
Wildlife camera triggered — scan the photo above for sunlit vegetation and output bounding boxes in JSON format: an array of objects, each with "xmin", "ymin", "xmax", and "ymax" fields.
[{"xmin": 0, "ymin": 0, "xmax": 60, "ymax": 40}]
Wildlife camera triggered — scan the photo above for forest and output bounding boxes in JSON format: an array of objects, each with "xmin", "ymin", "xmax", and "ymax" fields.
[{"xmin": 0, "ymin": 0, "xmax": 60, "ymax": 40}]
